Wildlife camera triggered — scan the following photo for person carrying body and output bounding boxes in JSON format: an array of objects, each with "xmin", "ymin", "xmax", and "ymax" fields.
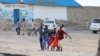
[
  {"xmin": 49, "ymin": 28, "xmax": 57, "ymax": 51},
  {"xmin": 32, "ymin": 23, "xmax": 44, "ymax": 50},
  {"xmin": 42, "ymin": 25, "xmax": 50, "ymax": 50},
  {"xmin": 56, "ymin": 24, "xmax": 71, "ymax": 51}
]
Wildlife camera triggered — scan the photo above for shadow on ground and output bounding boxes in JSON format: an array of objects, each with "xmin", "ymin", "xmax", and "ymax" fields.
[
  {"xmin": 0, "ymin": 53, "xmax": 28, "ymax": 56},
  {"xmin": 97, "ymin": 37, "xmax": 100, "ymax": 56}
]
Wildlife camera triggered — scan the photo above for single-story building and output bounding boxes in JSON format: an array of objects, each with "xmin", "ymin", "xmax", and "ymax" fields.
[
  {"xmin": 0, "ymin": 0, "xmax": 100, "ymax": 29},
  {"xmin": 0, "ymin": 0, "xmax": 80, "ymax": 24}
]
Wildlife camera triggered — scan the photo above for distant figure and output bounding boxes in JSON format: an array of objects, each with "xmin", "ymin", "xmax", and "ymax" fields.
[
  {"xmin": 32, "ymin": 23, "xmax": 44, "ymax": 50},
  {"xmin": 28, "ymin": 19, "xmax": 36, "ymax": 36},
  {"xmin": 21, "ymin": 18, "xmax": 26, "ymax": 35},
  {"xmin": 16, "ymin": 19, "xmax": 20, "ymax": 35},
  {"xmin": 56, "ymin": 24, "xmax": 71, "ymax": 51}
]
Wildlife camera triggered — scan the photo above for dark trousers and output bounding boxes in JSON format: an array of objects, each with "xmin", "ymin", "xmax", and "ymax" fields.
[
  {"xmin": 16, "ymin": 28, "xmax": 20, "ymax": 35},
  {"xmin": 39, "ymin": 37, "xmax": 43, "ymax": 50}
]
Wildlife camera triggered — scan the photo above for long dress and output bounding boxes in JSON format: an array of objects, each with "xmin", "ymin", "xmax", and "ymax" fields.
[{"xmin": 50, "ymin": 35, "xmax": 58, "ymax": 48}]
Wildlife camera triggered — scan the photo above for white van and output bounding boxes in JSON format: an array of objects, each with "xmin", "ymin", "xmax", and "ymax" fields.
[
  {"xmin": 90, "ymin": 19, "xmax": 100, "ymax": 33},
  {"xmin": 43, "ymin": 19, "xmax": 58, "ymax": 30}
]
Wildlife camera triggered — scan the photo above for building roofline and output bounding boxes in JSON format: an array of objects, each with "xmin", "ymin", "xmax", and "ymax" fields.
[{"xmin": 0, "ymin": 0, "xmax": 81, "ymax": 7}]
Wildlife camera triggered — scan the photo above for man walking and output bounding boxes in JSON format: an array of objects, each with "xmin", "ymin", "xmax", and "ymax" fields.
[
  {"xmin": 32, "ymin": 23, "xmax": 44, "ymax": 50},
  {"xmin": 16, "ymin": 19, "xmax": 20, "ymax": 35}
]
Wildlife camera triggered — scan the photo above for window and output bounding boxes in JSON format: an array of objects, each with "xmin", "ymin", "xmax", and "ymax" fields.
[
  {"xmin": 92, "ymin": 19, "xmax": 100, "ymax": 23},
  {"xmin": 44, "ymin": 21, "xmax": 54, "ymax": 23}
]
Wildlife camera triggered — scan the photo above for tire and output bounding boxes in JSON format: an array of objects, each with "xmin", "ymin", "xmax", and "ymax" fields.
[{"xmin": 92, "ymin": 31, "xmax": 97, "ymax": 34}]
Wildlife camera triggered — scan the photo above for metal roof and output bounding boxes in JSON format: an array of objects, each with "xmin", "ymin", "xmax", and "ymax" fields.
[{"xmin": 0, "ymin": 0, "xmax": 80, "ymax": 7}]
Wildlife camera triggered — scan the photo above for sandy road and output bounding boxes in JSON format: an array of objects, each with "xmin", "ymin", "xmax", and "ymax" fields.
[{"xmin": 0, "ymin": 30, "xmax": 99, "ymax": 56}]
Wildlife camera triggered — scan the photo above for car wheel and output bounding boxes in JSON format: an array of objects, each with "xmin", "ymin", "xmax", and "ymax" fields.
[{"xmin": 92, "ymin": 31, "xmax": 97, "ymax": 34}]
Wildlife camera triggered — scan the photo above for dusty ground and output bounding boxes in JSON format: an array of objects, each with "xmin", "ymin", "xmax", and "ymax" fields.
[{"xmin": 0, "ymin": 30, "xmax": 99, "ymax": 56}]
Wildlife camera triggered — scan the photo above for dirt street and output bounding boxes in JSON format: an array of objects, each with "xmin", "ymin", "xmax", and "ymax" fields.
[{"xmin": 0, "ymin": 30, "xmax": 99, "ymax": 56}]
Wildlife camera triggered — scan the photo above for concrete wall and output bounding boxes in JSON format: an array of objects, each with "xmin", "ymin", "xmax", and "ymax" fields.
[
  {"xmin": 33, "ymin": 5, "xmax": 67, "ymax": 20},
  {"xmin": 67, "ymin": 7, "xmax": 100, "ymax": 29}
]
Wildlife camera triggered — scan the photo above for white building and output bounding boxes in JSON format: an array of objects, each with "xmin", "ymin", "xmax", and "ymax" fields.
[{"xmin": 0, "ymin": 0, "xmax": 79, "ymax": 24}]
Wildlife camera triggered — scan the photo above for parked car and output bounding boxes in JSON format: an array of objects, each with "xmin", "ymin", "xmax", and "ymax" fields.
[
  {"xmin": 90, "ymin": 18, "xmax": 100, "ymax": 33},
  {"xmin": 43, "ymin": 19, "xmax": 58, "ymax": 31}
]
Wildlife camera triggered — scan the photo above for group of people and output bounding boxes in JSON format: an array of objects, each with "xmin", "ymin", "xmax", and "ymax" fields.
[
  {"xmin": 33, "ymin": 23, "xmax": 71, "ymax": 51},
  {"xmin": 15, "ymin": 18, "xmax": 71, "ymax": 51},
  {"xmin": 16, "ymin": 18, "xmax": 36, "ymax": 35},
  {"xmin": 16, "ymin": 18, "xmax": 26, "ymax": 35}
]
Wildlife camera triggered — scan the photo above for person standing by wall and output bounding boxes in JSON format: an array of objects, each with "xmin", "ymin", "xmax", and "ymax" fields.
[
  {"xmin": 21, "ymin": 18, "xmax": 26, "ymax": 35},
  {"xmin": 16, "ymin": 19, "xmax": 20, "ymax": 35}
]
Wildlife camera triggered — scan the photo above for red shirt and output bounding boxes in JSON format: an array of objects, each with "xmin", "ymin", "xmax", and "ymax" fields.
[{"xmin": 57, "ymin": 29, "xmax": 66, "ymax": 40}]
